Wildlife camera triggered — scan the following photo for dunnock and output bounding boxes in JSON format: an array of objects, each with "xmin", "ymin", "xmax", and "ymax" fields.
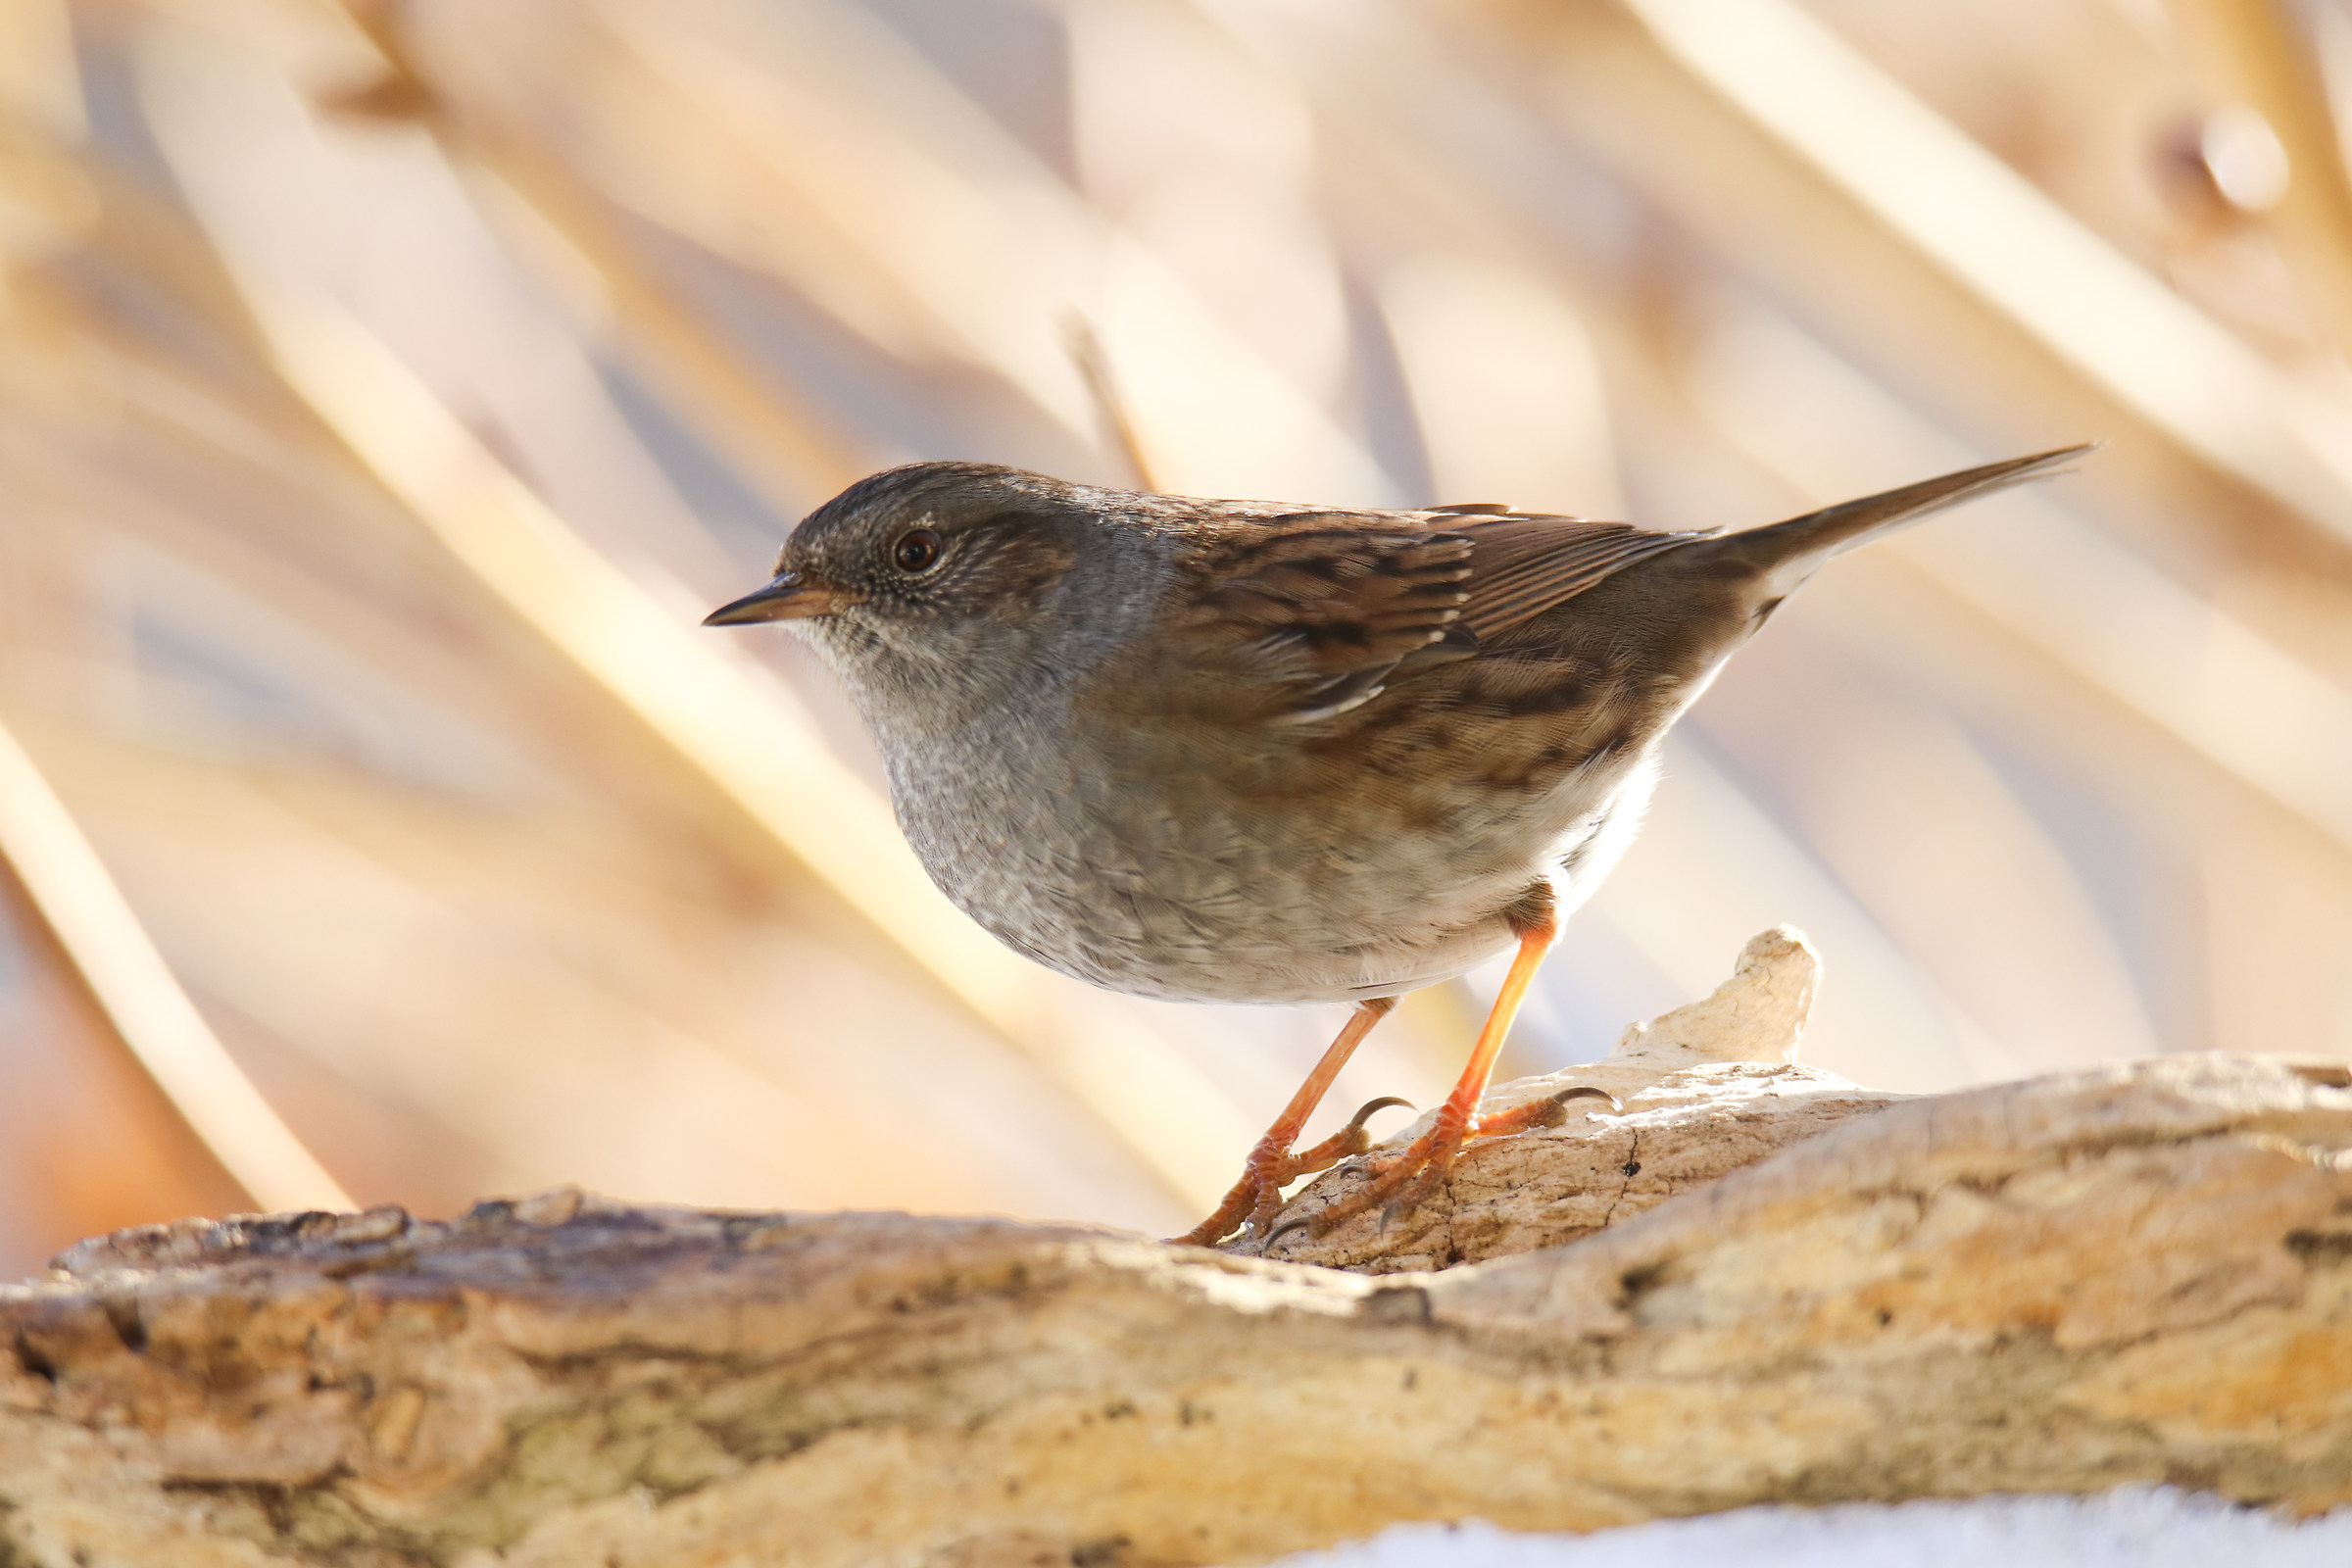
[{"xmin": 707, "ymin": 446, "xmax": 2088, "ymax": 1245}]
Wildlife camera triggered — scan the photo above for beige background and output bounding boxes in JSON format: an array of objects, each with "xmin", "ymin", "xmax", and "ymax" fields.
[{"xmin": 2, "ymin": 0, "xmax": 2349, "ymax": 1278}]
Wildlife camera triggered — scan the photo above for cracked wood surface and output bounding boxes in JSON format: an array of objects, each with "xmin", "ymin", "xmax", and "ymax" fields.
[
  {"xmin": 4, "ymin": 933, "xmax": 2351, "ymax": 1565},
  {"xmin": 1235, "ymin": 928, "xmax": 1901, "ymax": 1271}
]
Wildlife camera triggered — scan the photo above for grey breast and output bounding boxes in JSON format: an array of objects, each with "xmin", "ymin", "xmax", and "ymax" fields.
[{"xmin": 876, "ymin": 654, "xmax": 1660, "ymax": 1005}]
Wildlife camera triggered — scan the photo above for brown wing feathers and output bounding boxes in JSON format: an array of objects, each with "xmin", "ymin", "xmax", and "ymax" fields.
[
  {"xmin": 1180, "ymin": 509, "xmax": 1712, "ymax": 721},
  {"xmin": 1167, "ymin": 450, "xmax": 2083, "ymax": 725},
  {"xmin": 1194, "ymin": 526, "xmax": 1474, "ymax": 672},
  {"xmin": 1446, "ymin": 514, "xmax": 1715, "ymax": 641},
  {"xmin": 1182, "ymin": 522, "xmax": 1475, "ymax": 720}
]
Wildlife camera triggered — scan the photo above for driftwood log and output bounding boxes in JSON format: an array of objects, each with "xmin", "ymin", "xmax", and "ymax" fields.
[{"xmin": 4, "ymin": 931, "xmax": 2350, "ymax": 1566}]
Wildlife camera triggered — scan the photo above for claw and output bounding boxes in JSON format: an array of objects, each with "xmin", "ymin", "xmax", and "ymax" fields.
[
  {"xmin": 1329, "ymin": 1096, "xmax": 1415, "ymax": 1159},
  {"xmin": 1346, "ymin": 1095, "xmax": 1415, "ymax": 1131},
  {"xmin": 1265, "ymin": 1212, "xmax": 1315, "ymax": 1248},
  {"xmin": 1530, "ymin": 1084, "xmax": 1621, "ymax": 1127},
  {"xmin": 1555, "ymin": 1085, "xmax": 1623, "ymax": 1112}
]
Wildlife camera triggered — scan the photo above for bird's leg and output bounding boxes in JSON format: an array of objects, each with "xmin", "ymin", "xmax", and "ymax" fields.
[
  {"xmin": 1169, "ymin": 997, "xmax": 1398, "ymax": 1247},
  {"xmin": 1307, "ymin": 900, "xmax": 1587, "ymax": 1234}
]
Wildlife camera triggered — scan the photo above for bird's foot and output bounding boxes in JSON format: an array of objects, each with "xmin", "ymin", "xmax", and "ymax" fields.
[
  {"xmin": 1169, "ymin": 1096, "xmax": 1412, "ymax": 1248},
  {"xmin": 1274, "ymin": 1085, "xmax": 1621, "ymax": 1242}
]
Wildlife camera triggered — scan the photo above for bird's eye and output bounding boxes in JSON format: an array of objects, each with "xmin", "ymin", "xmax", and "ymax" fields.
[{"xmin": 892, "ymin": 528, "xmax": 944, "ymax": 573}]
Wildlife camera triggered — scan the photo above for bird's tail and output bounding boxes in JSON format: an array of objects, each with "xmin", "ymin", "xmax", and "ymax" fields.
[{"xmin": 1714, "ymin": 444, "xmax": 2093, "ymax": 598}]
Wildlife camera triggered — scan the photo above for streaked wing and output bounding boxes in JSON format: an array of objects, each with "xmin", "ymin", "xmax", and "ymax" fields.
[
  {"xmin": 1177, "ymin": 515, "xmax": 1473, "ymax": 722},
  {"xmin": 1448, "ymin": 514, "xmax": 1716, "ymax": 642},
  {"xmin": 1173, "ymin": 508, "xmax": 1712, "ymax": 723}
]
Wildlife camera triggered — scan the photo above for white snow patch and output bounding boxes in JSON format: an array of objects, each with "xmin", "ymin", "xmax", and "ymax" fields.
[{"xmin": 1271, "ymin": 1488, "xmax": 2352, "ymax": 1567}]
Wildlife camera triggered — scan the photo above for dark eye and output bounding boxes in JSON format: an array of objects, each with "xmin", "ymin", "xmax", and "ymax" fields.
[{"xmin": 892, "ymin": 528, "xmax": 943, "ymax": 573}]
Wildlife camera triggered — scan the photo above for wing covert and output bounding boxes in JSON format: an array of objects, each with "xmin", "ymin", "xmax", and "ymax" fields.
[
  {"xmin": 1176, "ymin": 516, "xmax": 1473, "ymax": 722},
  {"xmin": 1448, "ymin": 514, "xmax": 1714, "ymax": 640},
  {"xmin": 1167, "ymin": 507, "xmax": 1711, "ymax": 723}
]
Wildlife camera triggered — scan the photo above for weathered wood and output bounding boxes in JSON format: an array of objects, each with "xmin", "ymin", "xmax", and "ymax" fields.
[
  {"xmin": 4, "ymin": 931, "xmax": 2349, "ymax": 1565},
  {"xmin": 1244, "ymin": 926, "xmax": 1902, "ymax": 1271}
]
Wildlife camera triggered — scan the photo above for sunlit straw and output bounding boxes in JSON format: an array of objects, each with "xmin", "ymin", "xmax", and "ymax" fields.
[
  {"xmin": 0, "ymin": 715, "xmax": 354, "ymax": 1214},
  {"xmin": 1626, "ymin": 0, "xmax": 2352, "ymax": 541}
]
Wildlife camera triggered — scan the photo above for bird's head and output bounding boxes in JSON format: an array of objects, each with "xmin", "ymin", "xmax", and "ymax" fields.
[{"xmin": 704, "ymin": 461, "xmax": 1167, "ymax": 717}]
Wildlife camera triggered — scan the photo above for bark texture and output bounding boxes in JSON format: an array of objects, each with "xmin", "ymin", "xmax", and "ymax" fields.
[
  {"xmin": 1243, "ymin": 926, "xmax": 1898, "ymax": 1270},
  {"xmin": 4, "ymin": 932, "xmax": 2350, "ymax": 1566}
]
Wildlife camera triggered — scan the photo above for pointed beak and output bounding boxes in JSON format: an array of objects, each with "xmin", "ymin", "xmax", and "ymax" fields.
[{"xmin": 702, "ymin": 571, "xmax": 862, "ymax": 626}]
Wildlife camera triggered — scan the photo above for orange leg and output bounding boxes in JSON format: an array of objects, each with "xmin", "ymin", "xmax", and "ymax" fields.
[
  {"xmin": 1303, "ymin": 906, "xmax": 1613, "ymax": 1235},
  {"xmin": 1170, "ymin": 997, "xmax": 1402, "ymax": 1247}
]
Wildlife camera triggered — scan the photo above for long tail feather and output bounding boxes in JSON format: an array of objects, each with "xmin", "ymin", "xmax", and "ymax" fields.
[{"xmin": 1718, "ymin": 444, "xmax": 2093, "ymax": 596}]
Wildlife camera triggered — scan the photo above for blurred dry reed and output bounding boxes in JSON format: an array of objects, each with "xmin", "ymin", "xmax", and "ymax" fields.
[{"xmin": 2, "ymin": 0, "xmax": 2349, "ymax": 1277}]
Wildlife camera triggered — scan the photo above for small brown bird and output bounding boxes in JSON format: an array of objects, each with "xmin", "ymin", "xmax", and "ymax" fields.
[{"xmin": 707, "ymin": 446, "xmax": 2087, "ymax": 1246}]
